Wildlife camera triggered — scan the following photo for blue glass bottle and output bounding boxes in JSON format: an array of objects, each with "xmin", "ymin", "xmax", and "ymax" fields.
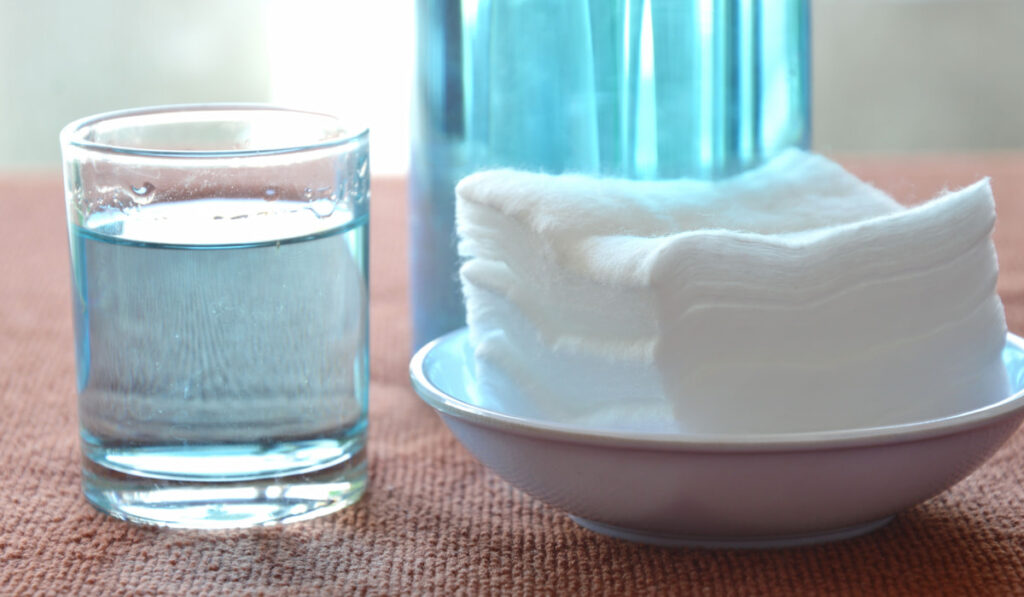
[{"xmin": 411, "ymin": 0, "xmax": 811, "ymax": 349}]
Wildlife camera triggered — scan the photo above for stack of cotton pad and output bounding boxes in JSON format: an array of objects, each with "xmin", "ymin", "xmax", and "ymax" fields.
[{"xmin": 454, "ymin": 151, "xmax": 1008, "ymax": 434}]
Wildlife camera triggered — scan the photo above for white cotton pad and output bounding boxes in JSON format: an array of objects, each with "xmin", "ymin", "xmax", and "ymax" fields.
[{"xmin": 455, "ymin": 151, "xmax": 1008, "ymax": 434}]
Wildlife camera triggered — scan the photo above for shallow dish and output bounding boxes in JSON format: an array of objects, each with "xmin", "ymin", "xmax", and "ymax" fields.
[{"xmin": 410, "ymin": 328, "xmax": 1024, "ymax": 548}]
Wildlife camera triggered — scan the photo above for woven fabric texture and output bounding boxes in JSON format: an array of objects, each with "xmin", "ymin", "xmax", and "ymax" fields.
[{"xmin": 1, "ymin": 158, "xmax": 1023, "ymax": 595}]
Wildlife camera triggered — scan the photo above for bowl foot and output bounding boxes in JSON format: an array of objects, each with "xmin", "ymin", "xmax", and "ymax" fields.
[{"xmin": 569, "ymin": 515, "xmax": 895, "ymax": 549}]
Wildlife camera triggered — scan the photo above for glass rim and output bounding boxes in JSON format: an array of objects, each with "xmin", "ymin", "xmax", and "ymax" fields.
[{"xmin": 59, "ymin": 103, "xmax": 369, "ymax": 159}]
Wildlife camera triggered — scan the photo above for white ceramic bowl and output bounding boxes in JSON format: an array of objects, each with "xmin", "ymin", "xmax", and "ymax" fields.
[{"xmin": 410, "ymin": 328, "xmax": 1024, "ymax": 548}]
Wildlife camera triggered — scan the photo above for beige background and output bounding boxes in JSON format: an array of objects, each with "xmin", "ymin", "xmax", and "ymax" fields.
[
  {"xmin": 813, "ymin": 0, "xmax": 1024, "ymax": 154},
  {"xmin": 1, "ymin": 0, "xmax": 1022, "ymax": 172}
]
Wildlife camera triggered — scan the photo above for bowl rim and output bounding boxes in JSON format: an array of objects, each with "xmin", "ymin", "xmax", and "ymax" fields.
[{"xmin": 409, "ymin": 328, "xmax": 1024, "ymax": 452}]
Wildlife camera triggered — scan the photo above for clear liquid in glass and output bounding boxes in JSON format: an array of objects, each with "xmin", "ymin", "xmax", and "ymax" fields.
[{"xmin": 70, "ymin": 199, "xmax": 369, "ymax": 528}]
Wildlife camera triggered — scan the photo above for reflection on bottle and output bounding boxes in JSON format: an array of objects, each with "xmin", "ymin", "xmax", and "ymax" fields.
[{"xmin": 410, "ymin": 0, "xmax": 811, "ymax": 349}]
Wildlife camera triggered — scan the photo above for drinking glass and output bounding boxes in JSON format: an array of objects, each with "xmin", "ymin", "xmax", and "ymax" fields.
[{"xmin": 60, "ymin": 105, "xmax": 370, "ymax": 528}]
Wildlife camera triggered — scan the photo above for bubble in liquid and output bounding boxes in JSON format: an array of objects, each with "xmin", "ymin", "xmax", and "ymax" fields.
[
  {"xmin": 263, "ymin": 187, "xmax": 279, "ymax": 201},
  {"xmin": 130, "ymin": 182, "xmax": 156, "ymax": 205},
  {"xmin": 308, "ymin": 197, "xmax": 336, "ymax": 218},
  {"xmin": 131, "ymin": 183, "xmax": 153, "ymax": 196},
  {"xmin": 303, "ymin": 187, "xmax": 314, "ymax": 200}
]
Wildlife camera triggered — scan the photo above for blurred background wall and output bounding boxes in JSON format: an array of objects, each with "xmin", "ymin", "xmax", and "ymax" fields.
[
  {"xmin": 1, "ymin": 0, "xmax": 1022, "ymax": 174},
  {"xmin": 813, "ymin": 0, "xmax": 1024, "ymax": 154}
]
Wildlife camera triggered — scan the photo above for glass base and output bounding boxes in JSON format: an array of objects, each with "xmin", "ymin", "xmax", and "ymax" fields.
[{"xmin": 82, "ymin": 445, "xmax": 366, "ymax": 529}]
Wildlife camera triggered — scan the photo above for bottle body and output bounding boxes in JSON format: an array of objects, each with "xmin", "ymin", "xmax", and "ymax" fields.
[{"xmin": 410, "ymin": 0, "xmax": 811, "ymax": 348}]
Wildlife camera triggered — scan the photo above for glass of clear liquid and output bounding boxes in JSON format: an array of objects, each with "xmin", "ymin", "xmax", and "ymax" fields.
[{"xmin": 60, "ymin": 105, "xmax": 370, "ymax": 528}]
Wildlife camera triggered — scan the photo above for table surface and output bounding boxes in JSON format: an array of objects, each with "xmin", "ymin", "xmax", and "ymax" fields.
[{"xmin": 2, "ymin": 155, "xmax": 1023, "ymax": 595}]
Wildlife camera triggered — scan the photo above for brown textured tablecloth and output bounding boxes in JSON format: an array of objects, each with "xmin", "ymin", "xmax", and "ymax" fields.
[{"xmin": 2, "ymin": 156, "xmax": 1023, "ymax": 595}]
